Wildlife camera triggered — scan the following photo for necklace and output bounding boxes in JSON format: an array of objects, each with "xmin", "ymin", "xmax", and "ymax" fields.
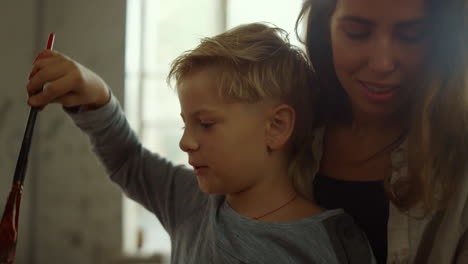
[
  {"xmin": 351, "ymin": 131, "xmax": 407, "ymax": 166},
  {"xmin": 252, "ymin": 193, "xmax": 298, "ymax": 220},
  {"xmin": 328, "ymin": 129, "xmax": 407, "ymax": 167}
]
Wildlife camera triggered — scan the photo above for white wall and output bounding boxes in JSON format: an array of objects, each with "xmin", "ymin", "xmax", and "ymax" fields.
[{"xmin": 0, "ymin": 1, "xmax": 126, "ymax": 263}]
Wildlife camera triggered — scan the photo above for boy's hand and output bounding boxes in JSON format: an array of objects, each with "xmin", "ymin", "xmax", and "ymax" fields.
[{"xmin": 26, "ymin": 50, "xmax": 110, "ymax": 110}]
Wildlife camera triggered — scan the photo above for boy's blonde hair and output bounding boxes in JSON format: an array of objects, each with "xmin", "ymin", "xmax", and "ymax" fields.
[{"xmin": 167, "ymin": 23, "xmax": 317, "ymax": 199}]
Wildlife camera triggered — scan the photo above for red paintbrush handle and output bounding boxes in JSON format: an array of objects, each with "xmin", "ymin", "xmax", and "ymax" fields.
[{"xmin": 46, "ymin": 33, "xmax": 55, "ymax": 50}]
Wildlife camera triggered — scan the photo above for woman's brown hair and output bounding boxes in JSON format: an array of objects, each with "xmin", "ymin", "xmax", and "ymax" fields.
[{"xmin": 296, "ymin": 0, "xmax": 468, "ymax": 213}]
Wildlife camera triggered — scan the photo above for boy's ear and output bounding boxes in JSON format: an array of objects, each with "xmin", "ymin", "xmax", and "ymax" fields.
[{"xmin": 265, "ymin": 104, "xmax": 295, "ymax": 151}]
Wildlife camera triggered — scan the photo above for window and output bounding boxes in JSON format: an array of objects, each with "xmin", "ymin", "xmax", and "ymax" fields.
[{"xmin": 124, "ymin": 0, "xmax": 304, "ymax": 258}]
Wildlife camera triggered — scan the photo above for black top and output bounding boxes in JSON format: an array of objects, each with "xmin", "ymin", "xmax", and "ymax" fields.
[{"xmin": 314, "ymin": 173, "xmax": 389, "ymax": 264}]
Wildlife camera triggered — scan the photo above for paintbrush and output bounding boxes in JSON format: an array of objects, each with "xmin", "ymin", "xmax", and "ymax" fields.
[{"xmin": 0, "ymin": 33, "xmax": 55, "ymax": 264}]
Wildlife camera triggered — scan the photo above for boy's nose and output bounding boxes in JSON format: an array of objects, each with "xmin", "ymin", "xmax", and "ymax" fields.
[{"xmin": 179, "ymin": 130, "xmax": 199, "ymax": 152}]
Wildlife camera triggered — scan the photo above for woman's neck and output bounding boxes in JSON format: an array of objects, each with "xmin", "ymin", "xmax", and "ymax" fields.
[{"xmin": 342, "ymin": 107, "xmax": 408, "ymax": 138}]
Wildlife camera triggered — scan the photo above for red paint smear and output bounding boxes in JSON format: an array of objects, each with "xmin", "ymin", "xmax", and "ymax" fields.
[{"xmin": 0, "ymin": 182, "xmax": 22, "ymax": 264}]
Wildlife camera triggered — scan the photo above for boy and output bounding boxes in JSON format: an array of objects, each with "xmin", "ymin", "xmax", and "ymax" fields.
[{"xmin": 27, "ymin": 23, "xmax": 376, "ymax": 263}]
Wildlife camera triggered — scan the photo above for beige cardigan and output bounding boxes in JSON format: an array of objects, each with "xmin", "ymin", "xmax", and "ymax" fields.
[{"xmin": 311, "ymin": 128, "xmax": 468, "ymax": 263}]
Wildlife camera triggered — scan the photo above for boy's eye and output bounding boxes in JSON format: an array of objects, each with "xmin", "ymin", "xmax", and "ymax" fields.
[{"xmin": 200, "ymin": 122, "xmax": 214, "ymax": 128}]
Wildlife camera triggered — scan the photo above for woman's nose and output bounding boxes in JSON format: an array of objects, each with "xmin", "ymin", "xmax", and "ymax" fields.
[{"xmin": 368, "ymin": 37, "xmax": 398, "ymax": 75}]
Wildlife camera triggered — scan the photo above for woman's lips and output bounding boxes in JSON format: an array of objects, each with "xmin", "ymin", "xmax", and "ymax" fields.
[
  {"xmin": 361, "ymin": 81, "xmax": 398, "ymax": 93},
  {"xmin": 359, "ymin": 81, "xmax": 400, "ymax": 103}
]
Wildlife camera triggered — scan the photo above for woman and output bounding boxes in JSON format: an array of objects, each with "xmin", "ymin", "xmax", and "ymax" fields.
[{"xmin": 296, "ymin": 0, "xmax": 468, "ymax": 263}]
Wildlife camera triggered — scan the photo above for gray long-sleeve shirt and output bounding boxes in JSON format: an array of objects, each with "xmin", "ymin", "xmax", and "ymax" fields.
[{"xmin": 68, "ymin": 95, "xmax": 376, "ymax": 264}]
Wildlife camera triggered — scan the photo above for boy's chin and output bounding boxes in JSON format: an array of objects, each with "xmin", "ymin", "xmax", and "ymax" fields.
[
  {"xmin": 197, "ymin": 181, "xmax": 225, "ymax": 195},
  {"xmin": 201, "ymin": 190, "xmax": 224, "ymax": 195},
  {"xmin": 196, "ymin": 176, "xmax": 244, "ymax": 195}
]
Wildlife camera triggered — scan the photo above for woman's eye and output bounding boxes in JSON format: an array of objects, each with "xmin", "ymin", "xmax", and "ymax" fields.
[
  {"xmin": 341, "ymin": 24, "xmax": 371, "ymax": 40},
  {"xmin": 345, "ymin": 30, "xmax": 370, "ymax": 40},
  {"xmin": 397, "ymin": 31, "xmax": 425, "ymax": 44}
]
